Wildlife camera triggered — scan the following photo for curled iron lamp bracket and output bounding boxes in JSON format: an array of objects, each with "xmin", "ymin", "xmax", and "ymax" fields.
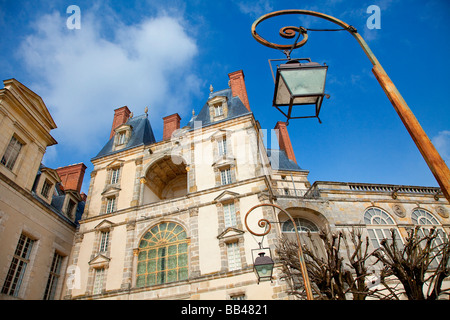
[{"xmin": 251, "ymin": 10, "xmax": 356, "ymax": 56}]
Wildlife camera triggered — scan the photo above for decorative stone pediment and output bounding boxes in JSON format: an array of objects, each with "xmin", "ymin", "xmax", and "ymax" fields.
[
  {"xmin": 214, "ymin": 190, "xmax": 239, "ymax": 203},
  {"xmin": 106, "ymin": 159, "xmax": 124, "ymax": 169},
  {"xmin": 211, "ymin": 155, "xmax": 236, "ymax": 168},
  {"xmin": 209, "ymin": 129, "xmax": 230, "ymax": 141},
  {"xmin": 94, "ymin": 219, "xmax": 114, "ymax": 231},
  {"xmin": 88, "ymin": 254, "xmax": 110, "ymax": 267},
  {"xmin": 101, "ymin": 185, "xmax": 121, "ymax": 196},
  {"xmin": 217, "ymin": 227, "xmax": 245, "ymax": 240}
]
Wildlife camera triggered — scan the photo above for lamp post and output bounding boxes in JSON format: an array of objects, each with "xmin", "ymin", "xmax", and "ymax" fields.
[
  {"xmin": 244, "ymin": 203, "xmax": 314, "ymax": 300},
  {"xmin": 251, "ymin": 9, "xmax": 450, "ymax": 203}
]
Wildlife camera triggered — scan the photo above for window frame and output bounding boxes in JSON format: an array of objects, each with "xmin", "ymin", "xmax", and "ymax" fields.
[
  {"xmin": 226, "ymin": 241, "xmax": 242, "ymax": 272},
  {"xmin": 223, "ymin": 202, "xmax": 237, "ymax": 228},
  {"xmin": 1, "ymin": 135, "xmax": 24, "ymax": 171},
  {"xmin": 364, "ymin": 207, "xmax": 403, "ymax": 250},
  {"xmin": 99, "ymin": 230, "xmax": 110, "ymax": 253},
  {"xmin": 41, "ymin": 179, "xmax": 53, "ymax": 199},
  {"xmin": 136, "ymin": 222, "xmax": 189, "ymax": 287},
  {"xmin": 106, "ymin": 197, "xmax": 116, "ymax": 214},
  {"xmin": 218, "ymin": 138, "xmax": 227, "ymax": 156},
  {"xmin": 43, "ymin": 252, "xmax": 63, "ymax": 300},
  {"xmin": 1, "ymin": 234, "xmax": 35, "ymax": 297},
  {"xmin": 220, "ymin": 167, "xmax": 232, "ymax": 185},
  {"xmin": 92, "ymin": 268, "xmax": 105, "ymax": 295}
]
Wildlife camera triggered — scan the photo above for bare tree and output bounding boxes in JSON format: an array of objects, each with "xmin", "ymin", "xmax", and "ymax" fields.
[
  {"xmin": 276, "ymin": 228, "xmax": 396, "ymax": 300},
  {"xmin": 372, "ymin": 226, "xmax": 450, "ymax": 300}
]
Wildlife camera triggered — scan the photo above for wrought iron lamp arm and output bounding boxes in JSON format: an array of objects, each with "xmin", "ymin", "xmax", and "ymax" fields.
[
  {"xmin": 244, "ymin": 203, "xmax": 314, "ymax": 300},
  {"xmin": 252, "ymin": 9, "xmax": 450, "ymax": 203}
]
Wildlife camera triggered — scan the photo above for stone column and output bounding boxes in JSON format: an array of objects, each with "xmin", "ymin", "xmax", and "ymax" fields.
[
  {"xmin": 188, "ymin": 207, "xmax": 200, "ymax": 277},
  {"xmin": 121, "ymin": 220, "xmax": 136, "ymax": 290},
  {"xmin": 131, "ymin": 156, "xmax": 143, "ymax": 206}
]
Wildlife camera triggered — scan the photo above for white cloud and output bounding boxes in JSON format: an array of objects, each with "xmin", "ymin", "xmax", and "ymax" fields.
[
  {"xmin": 18, "ymin": 8, "xmax": 200, "ymax": 156},
  {"xmin": 432, "ymin": 130, "xmax": 450, "ymax": 164}
]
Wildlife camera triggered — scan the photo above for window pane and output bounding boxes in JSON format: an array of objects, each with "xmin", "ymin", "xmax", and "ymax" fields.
[{"xmin": 136, "ymin": 222, "xmax": 189, "ymax": 287}]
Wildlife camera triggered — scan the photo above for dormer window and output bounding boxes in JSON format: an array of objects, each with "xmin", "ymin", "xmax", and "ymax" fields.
[
  {"xmin": 118, "ymin": 132, "xmax": 126, "ymax": 145},
  {"xmin": 207, "ymin": 96, "xmax": 228, "ymax": 122},
  {"xmin": 113, "ymin": 124, "xmax": 132, "ymax": 151},
  {"xmin": 66, "ymin": 199, "xmax": 77, "ymax": 219},
  {"xmin": 41, "ymin": 179, "xmax": 53, "ymax": 199},
  {"xmin": 214, "ymin": 104, "xmax": 223, "ymax": 116}
]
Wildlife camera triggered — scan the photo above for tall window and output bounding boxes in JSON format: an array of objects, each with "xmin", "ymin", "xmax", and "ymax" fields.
[
  {"xmin": 411, "ymin": 208, "xmax": 446, "ymax": 268},
  {"xmin": 93, "ymin": 268, "xmax": 105, "ymax": 295},
  {"xmin": 1, "ymin": 234, "xmax": 35, "ymax": 297},
  {"xmin": 41, "ymin": 179, "xmax": 52, "ymax": 199},
  {"xmin": 364, "ymin": 207, "xmax": 402, "ymax": 249},
  {"xmin": 99, "ymin": 231, "xmax": 110, "ymax": 253},
  {"xmin": 1, "ymin": 136, "xmax": 23, "ymax": 170},
  {"xmin": 106, "ymin": 197, "xmax": 116, "ymax": 214},
  {"xmin": 220, "ymin": 168, "xmax": 232, "ymax": 185},
  {"xmin": 223, "ymin": 202, "xmax": 237, "ymax": 228},
  {"xmin": 43, "ymin": 252, "xmax": 63, "ymax": 300},
  {"xmin": 136, "ymin": 222, "xmax": 188, "ymax": 287},
  {"xmin": 110, "ymin": 168, "xmax": 120, "ymax": 184},
  {"xmin": 218, "ymin": 139, "xmax": 227, "ymax": 156},
  {"xmin": 226, "ymin": 242, "xmax": 242, "ymax": 271}
]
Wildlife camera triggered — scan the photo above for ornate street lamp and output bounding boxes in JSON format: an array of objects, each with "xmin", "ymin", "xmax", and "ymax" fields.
[
  {"xmin": 273, "ymin": 58, "xmax": 328, "ymax": 123},
  {"xmin": 251, "ymin": 9, "xmax": 450, "ymax": 203},
  {"xmin": 244, "ymin": 203, "xmax": 314, "ymax": 300},
  {"xmin": 252, "ymin": 247, "xmax": 275, "ymax": 284}
]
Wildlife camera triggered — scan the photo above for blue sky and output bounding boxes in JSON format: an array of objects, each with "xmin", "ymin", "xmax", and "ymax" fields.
[{"xmin": 1, "ymin": 0, "xmax": 449, "ymax": 194}]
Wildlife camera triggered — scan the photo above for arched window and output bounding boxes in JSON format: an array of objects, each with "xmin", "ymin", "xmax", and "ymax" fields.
[
  {"xmin": 364, "ymin": 207, "xmax": 402, "ymax": 249},
  {"xmin": 411, "ymin": 208, "xmax": 446, "ymax": 268},
  {"xmin": 136, "ymin": 222, "xmax": 188, "ymax": 287},
  {"xmin": 411, "ymin": 208, "xmax": 441, "ymax": 225},
  {"xmin": 282, "ymin": 218, "xmax": 319, "ymax": 233}
]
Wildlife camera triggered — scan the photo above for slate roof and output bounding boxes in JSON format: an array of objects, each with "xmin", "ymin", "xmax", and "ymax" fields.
[
  {"xmin": 186, "ymin": 88, "xmax": 252, "ymax": 129},
  {"xmin": 267, "ymin": 149, "xmax": 304, "ymax": 172},
  {"xmin": 93, "ymin": 114, "xmax": 156, "ymax": 160},
  {"xmin": 31, "ymin": 168, "xmax": 82, "ymax": 227}
]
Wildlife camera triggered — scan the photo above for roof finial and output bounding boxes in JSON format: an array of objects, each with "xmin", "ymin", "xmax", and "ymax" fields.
[
  {"xmin": 209, "ymin": 84, "xmax": 214, "ymax": 93},
  {"xmin": 144, "ymin": 106, "xmax": 148, "ymax": 116},
  {"xmin": 192, "ymin": 109, "xmax": 195, "ymax": 116}
]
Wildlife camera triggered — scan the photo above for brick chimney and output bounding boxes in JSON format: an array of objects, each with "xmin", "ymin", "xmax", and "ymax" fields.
[
  {"xmin": 163, "ymin": 113, "xmax": 181, "ymax": 141},
  {"xmin": 110, "ymin": 106, "xmax": 131, "ymax": 139},
  {"xmin": 228, "ymin": 70, "xmax": 251, "ymax": 112},
  {"xmin": 56, "ymin": 163, "xmax": 87, "ymax": 193},
  {"xmin": 274, "ymin": 121, "xmax": 297, "ymax": 164}
]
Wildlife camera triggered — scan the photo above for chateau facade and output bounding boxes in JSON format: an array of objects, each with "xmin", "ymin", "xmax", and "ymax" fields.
[{"xmin": 65, "ymin": 70, "xmax": 450, "ymax": 300}]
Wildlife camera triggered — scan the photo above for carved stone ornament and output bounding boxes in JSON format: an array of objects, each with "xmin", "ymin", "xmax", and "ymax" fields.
[
  {"xmin": 436, "ymin": 206, "xmax": 449, "ymax": 218},
  {"xmin": 392, "ymin": 204, "xmax": 406, "ymax": 218}
]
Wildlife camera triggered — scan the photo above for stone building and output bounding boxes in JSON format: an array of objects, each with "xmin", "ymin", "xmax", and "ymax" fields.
[
  {"xmin": 65, "ymin": 70, "xmax": 450, "ymax": 300},
  {"xmin": 0, "ymin": 79, "xmax": 86, "ymax": 300}
]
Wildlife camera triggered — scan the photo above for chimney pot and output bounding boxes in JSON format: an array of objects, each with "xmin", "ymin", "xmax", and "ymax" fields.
[
  {"xmin": 274, "ymin": 121, "xmax": 297, "ymax": 164},
  {"xmin": 56, "ymin": 163, "xmax": 87, "ymax": 194},
  {"xmin": 162, "ymin": 113, "xmax": 181, "ymax": 141},
  {"xmin": 228, "ymin": 70, "xmax": 251, "ymax": 112},
  {"xmin": 110, "ymin": 106, "xmax": 131, "ymax": 139}
]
